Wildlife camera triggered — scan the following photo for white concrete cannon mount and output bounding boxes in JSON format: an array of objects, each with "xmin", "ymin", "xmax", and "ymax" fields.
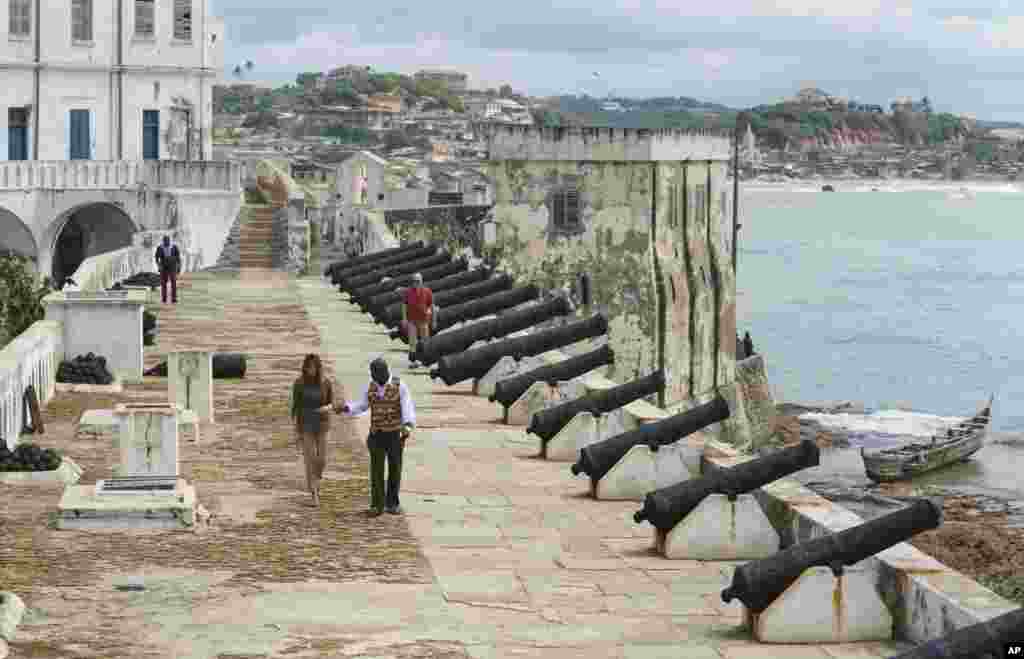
[
  {"xmin": 739, "ymin": 564, "xmax": 893, "ymax": 644},
  {"xmin": 653, "ymin": 493, "xmax": 780, "ymax": 561},
  {"xmin": 473, "ymin": 354, "xmax": 544, "ymax": 399},
  {"xmin": 505, "ymin": 378, "xmax": 586, "ymax": 426},
  {"xmin": 543, "ymin": 405, "xmax": 627, "ymax": 462}
]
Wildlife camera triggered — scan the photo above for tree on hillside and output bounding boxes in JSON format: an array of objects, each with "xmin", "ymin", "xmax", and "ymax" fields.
[{"xmin": 499, "ymin": 84, "xmax": 514, "ymax": 98}]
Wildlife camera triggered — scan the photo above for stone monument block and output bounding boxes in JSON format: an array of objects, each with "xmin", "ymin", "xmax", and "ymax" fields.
[
  {"xmin": 112, "ymin": 403, "xmax": 181, "ymax": 478},
  {"xmin": 168, "ymin": 350, "xmax": 214, "ymax": 423}
]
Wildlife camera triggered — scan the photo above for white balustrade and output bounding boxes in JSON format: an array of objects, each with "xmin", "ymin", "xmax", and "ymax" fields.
[
  {"xmin": 0, "ymin": 160, "xmax": 241, "ymax": 191},
  {"xmin": 0, "ymin": 321, "xmax": 62, "ymax": 450}
]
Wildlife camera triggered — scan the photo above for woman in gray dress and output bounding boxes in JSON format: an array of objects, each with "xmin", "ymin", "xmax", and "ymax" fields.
[{"xmin": 290, "ymin": 354, "xmax": 338, "ymax": 507}]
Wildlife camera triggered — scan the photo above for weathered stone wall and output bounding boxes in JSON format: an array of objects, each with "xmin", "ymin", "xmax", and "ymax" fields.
[
  {"xmin": 652, "ymin": 160, "xmax": 735, "ymax": 407},
  {"xmin": 484, "ymin": 160, "xmax": 658, "ymax": 384}
]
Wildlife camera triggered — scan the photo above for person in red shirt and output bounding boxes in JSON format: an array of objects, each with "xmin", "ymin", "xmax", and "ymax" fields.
[{"xmin": 402, "ymin": 273, "xmax": 434, "ymax": 366}]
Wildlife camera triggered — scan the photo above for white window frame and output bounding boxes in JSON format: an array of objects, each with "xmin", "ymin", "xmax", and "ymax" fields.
[
  {"xmin": 134, "ymin": 0, "xmax": 155, "ymax": 38},
  {"xmin": 9, "ymin": 0, "xmax": 31, "ymax": 37},
  {"xmin": 172, "ymin": 0, "xmax": 191, "ymax": 41},
  {"xmin": 71, "ymin": 0, "xmax": 93, "ymax": 43}
]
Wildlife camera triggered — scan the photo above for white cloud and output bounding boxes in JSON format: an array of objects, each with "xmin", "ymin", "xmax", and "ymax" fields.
[
  {"xmin": 984, "ymin": 16, "xmax": 1024, "ymax": 48},
  {"xmin": 942, "ymin": 15, "xmax": 979, "ymax": 31}
]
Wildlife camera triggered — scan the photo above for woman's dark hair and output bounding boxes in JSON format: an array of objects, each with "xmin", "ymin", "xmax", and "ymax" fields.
[{"xmin": 301, "ymin": 354, "xmax": 323, "ymax": 385}]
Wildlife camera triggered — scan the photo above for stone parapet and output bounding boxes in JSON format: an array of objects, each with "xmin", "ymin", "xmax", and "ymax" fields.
[{"xmin": 485, "ymin": 125, "xmax": 732, "ymax": 162}]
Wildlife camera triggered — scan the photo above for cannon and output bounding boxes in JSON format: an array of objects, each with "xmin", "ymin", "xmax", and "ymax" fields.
[
  {"xmin": 413, "ymin": 295, "xmax": 574, "ymax": 367},
  {"xmin": 374, "ymin": 275, "xmax": 519, "ymax": 328},
  {"xmin": 361, "ymin": 267, "xmax": 493, "ymax": 314},
  {"xmin": 527, "ymin": 370, "xmax": 666, "ymax": 443},
  {"xmin": 332, "ymin": 243, "xmax": 437, "ymax": 284},
  {"xmin": 569, "ymin": 395, "xmax": 730, "ymax": 482},
  {"xmin": 429, "ymin": 314, "xmax": 609, "ymax": 386},
  {"xmin": 325, "ymin": 241, "xmax": 426, "ymax": 279},
  {"xmin": 490, "ymin": 344, "xmax": 616, "ymax": 409},
  {"xmin": 631, "ymin": 439, "xmax": 820, "ymax": 530},
  {"xmin": 348, "ymin": 258, "xmax": 469, "ymax": 302},
  {"xmin": 720, "ymin": 498, "xmax": 944, "ymax": 614},
  {"xmin": 380, "ymin": 281, "xmax": 535, "ymax": 332},
  {"xmin": 342, "ymin": 251, "xmax": 453, "ymax": 291},
  {"xmin": 886, "ymin": 607, "xmax": 1024, "ymax": 659}
]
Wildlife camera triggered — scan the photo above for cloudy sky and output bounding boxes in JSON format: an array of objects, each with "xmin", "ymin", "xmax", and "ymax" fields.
[{"xmin": 213, "ymin": 0, "xmax": 1024, "ymax": 121}]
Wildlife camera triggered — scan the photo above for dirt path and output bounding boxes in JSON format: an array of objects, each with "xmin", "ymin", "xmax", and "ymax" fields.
[{"xmin": 1, "ymin": 271, "xmax": 436, "ymax": 658}]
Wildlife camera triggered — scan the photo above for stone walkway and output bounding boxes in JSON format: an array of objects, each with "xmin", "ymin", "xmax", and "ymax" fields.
[{"xmin": 0, "ymin": 270, "xmax": 914, "ymax": 658}]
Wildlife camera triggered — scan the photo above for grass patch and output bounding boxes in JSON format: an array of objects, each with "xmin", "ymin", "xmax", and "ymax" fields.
[{"xmin": 979, "ymin": 574, "xmax": 1024, "ymax": 605}]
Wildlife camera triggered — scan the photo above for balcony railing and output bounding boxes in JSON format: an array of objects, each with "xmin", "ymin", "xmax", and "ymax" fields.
[{"xmin": 0, "ymin": 160, "xmax": 243, "ymax": 192}]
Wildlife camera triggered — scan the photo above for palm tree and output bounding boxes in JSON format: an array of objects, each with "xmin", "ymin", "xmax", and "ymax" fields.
[
  {"xmin": 233, "ymin": 64, "xmax": 242, "ymax": 79},
  {"xmin": 245, "ymin": 60, "xmax": 254, "ymax": 73}
]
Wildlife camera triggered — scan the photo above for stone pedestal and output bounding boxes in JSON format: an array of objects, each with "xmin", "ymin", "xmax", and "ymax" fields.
[
  {"xmin": 113, "ymin": 403, "xmax": 180, "ymax": 478},
  {"xmin": 168, "ymin": 350, "xmax": 214, "ymax": 423},
  {"xmin": 57, "ymin": 403, "xmax": 200, "ymax": 530},
  {"xmin": 743, "ymin": 565, "xmax": 893, "ymax": 643},
  {"xmin": 42, "ymin": 289, "xmax": 146, "ymax": 383}
]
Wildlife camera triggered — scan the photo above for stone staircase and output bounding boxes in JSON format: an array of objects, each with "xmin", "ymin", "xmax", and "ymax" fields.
[{"xmin": 238, "ymin": 205, "xmax": 275, "ymax": 269}]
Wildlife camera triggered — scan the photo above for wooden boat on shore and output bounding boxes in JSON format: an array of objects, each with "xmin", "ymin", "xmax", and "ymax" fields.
[{"xmin": 861, "ymin": 396, "xmax": 993, "ymax": 482}]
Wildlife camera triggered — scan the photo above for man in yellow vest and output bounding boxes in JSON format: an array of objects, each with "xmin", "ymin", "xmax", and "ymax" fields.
[{"xmin": 336, "ymin": 357, "xmax": 416, "ymax": 517}]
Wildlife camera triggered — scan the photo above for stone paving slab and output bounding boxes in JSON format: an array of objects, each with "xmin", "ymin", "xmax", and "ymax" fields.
[{"xmin": 293, "ymin": 275, "xmax": 915, "ymax": 659}]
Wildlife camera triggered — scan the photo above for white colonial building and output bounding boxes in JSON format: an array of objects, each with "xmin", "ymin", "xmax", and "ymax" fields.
[
  {"xmin": 1, "ymin": 0, "xmax": 223, "ymax": 160},
  {"xmin": 0, "ymin": 0, "xmax": 241, "ymax": 284}
]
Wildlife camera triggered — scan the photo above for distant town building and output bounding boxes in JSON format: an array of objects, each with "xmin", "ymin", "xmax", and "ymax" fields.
[
  {"xmin": 414, "ymin": 69, "xmax": 468, "ymax": 94},
  {"xmin": 326, "ymin": 65, "xmax": 372, "ymax": 84}
]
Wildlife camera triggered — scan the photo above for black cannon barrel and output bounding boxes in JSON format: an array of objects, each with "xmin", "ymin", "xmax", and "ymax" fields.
[
  {"xmin": 343, "ymin": 251, "xmax": 452, "ymax": 291},
  {"xmin": 374, "ymin": 275, "xmax": 519, "ymax": 328},
  {"xmin": 429, "ymin": 284, "xmax": 541, "ymax": 334},
  {"xmin": 362, "ymin": 267, "xmax": 494, "ymax": 314},
  {"xmin": 430, "ymin": 314, "xmax": 609, "ymax": 386},
  {"xmin": 349, "ymin": 259, "xmax": 469, "ymax": 302},
  {"xmin": 412, "ymin": 294, "xmax": 572, "ymax": 365},
  {"xmin": 886, "ymin": 607, "xmax": 1024, "ymax": 659},
  {"xmin": 570, "ymin": 395, "xmax": 730, "ymax": 482},
  {"xmin": 325, "ymin": 241, "xmax": 426, "ymax": 279},
  {"xmin": 490, "ymin": 344, "xmax": 616, "ymax": 409},
  {"xmin": 527, "ymin": 370, "xmax": 666, "ymax": 443},
  {"xmin": 632, "ymin": 439, "xmax": 820, "ymax": 530},
  {"xmin": 721, "ymin": 498, "xmax": 944, "ymax": 614},
  {"xmin": 333, "ymin": 243, "xmax": 439, "ymax": 284}
]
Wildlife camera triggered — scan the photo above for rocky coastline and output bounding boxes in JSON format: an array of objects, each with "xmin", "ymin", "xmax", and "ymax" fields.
[{"xmin": 769, "ymin": 401, "xmax": 1024, "ymax": 605}]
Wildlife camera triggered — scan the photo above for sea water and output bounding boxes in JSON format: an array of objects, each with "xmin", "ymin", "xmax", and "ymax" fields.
[{"xmin": 737, "ymin": 182, "xmax": 1024, "ymax": 506}]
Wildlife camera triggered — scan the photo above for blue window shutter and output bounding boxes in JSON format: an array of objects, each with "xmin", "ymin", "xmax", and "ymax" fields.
[{"xmin": 66, "ymin": 111, "xmax": 71, "ymax": 159}]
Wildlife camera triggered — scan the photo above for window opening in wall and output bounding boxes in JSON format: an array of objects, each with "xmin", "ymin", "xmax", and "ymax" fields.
[
  {"xmin": 134, "ymin": 0, "xmax": 154, "ymax": 37},
  {"xmin": 551, "ymin": 185, "xmax": 581, "ymax": 231},
  {"xmin": 173, "ymin": 0, "xmax": 192, "ymax": 41},
  {"xmin": 8, "ymin": 108, "xmax": 29, "ymax": 161},
  {"xmin": 69, "ymin": 109, "xmax": 91, "ymax": 160},
  {"xmin": 71, "ymin": 0, "xmax": 92, "ymax": 41},
  {"xmin": 142, "ymin": 110, "xmax": 160, "ymax": 160},
  {"xmin": 9, "ymin": 0, "xmax": 30, "ymax": 36}
]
